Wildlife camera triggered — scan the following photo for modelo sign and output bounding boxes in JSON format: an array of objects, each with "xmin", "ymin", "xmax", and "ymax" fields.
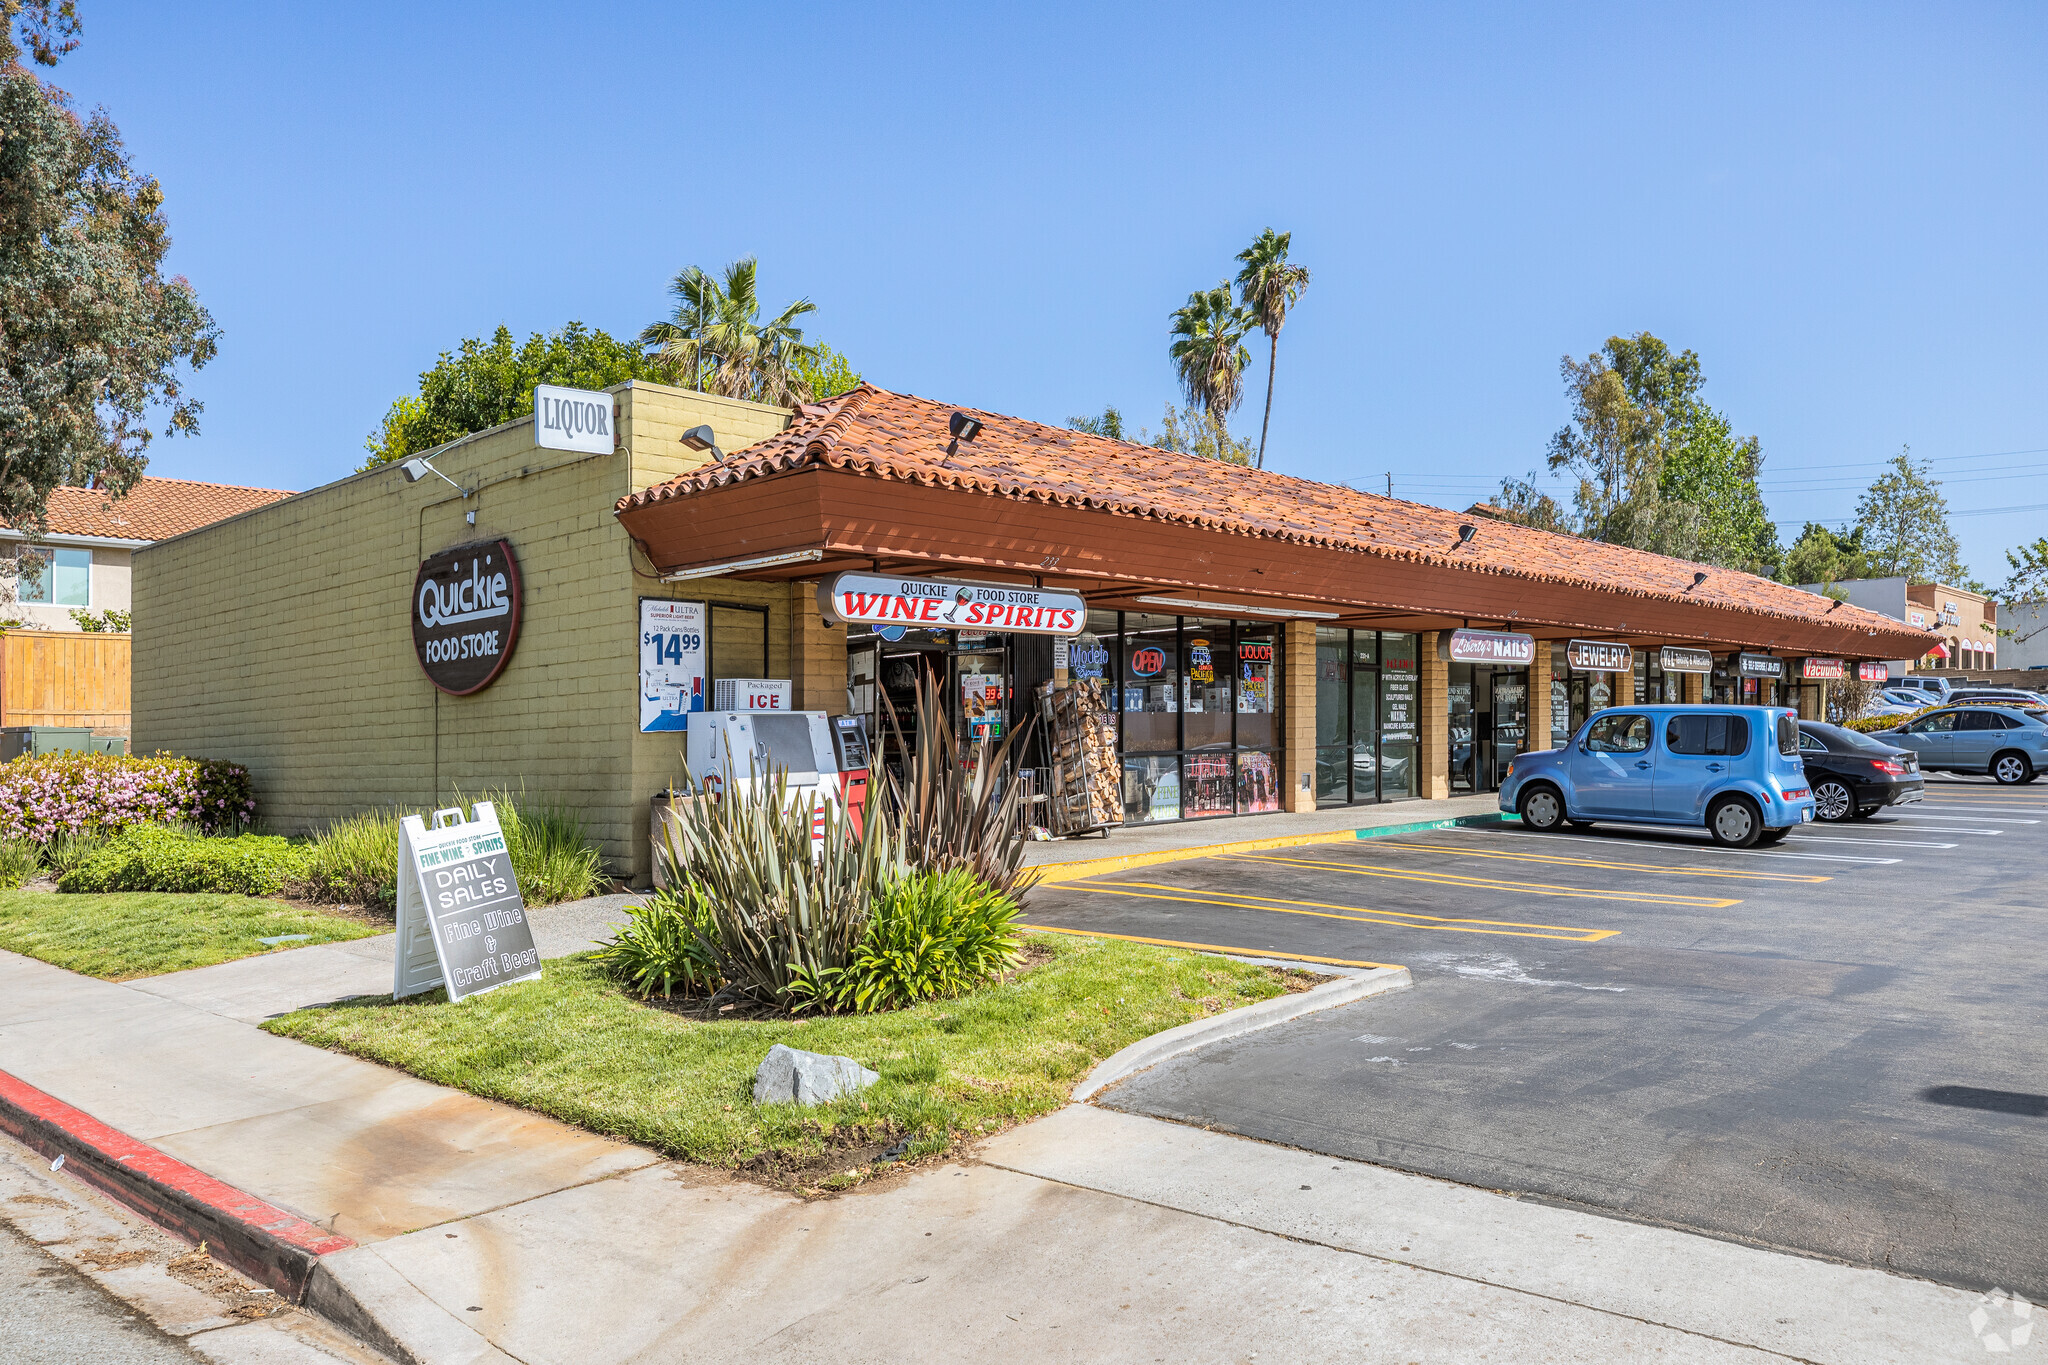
[
  {"xmin": 533, "ymin": 384, "xmax": 615, "ymax": 455},
  {"xmin": 413, "ymin": 539, "xmax": 522, "ymax": 695},
  {"xmin": 1800, "ymin": 657, "xmax": 1846, "ymax": 681},
  {"xmin": 1565, "ymin": 639, "xmax": 1633, "ymax": 672},
  {"xmin": 1446, "ymin": 629, "xmax": 1534, "ymax": 665},
  {"xmin": 817, "ymin": 572, "xmax": 1086, "ymax": 636}
]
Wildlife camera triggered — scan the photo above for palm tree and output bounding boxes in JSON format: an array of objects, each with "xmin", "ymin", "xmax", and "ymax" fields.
[
  {"xmin": 1234, "ymin": 229, "xmax": 1311, "ymax": 470},
  {"xmin": 1167, "ymin": 284, "xmax": 1254, "ymax": 463},
  {"xmin": 640, "ymin": 258, "xmax": 825, "ymax": 406}
]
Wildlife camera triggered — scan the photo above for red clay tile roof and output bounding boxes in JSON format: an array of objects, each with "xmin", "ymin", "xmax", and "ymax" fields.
[
  {"xmin": 618, "ymin": 385, "xmax": 1928, "ymax": 640},
  {"xmin": 7, "ymin": 478, "xmax": 293, "ymax": 542}
]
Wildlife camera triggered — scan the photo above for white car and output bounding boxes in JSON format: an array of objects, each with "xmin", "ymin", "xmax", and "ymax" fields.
[{"xmin": 1864, "ymin": 689, "xmax": 1927, "ymax": 718}]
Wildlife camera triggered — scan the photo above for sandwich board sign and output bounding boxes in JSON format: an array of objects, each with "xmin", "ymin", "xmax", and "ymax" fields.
[{"xmin": 393, "ymin": 802, "xmax": 541, "ymax": 1001}]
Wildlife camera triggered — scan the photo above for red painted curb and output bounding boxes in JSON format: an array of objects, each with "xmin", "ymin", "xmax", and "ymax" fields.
[{"xmin": 0, "ymin": 1067, "xmax": 354, "ymax": 1300}]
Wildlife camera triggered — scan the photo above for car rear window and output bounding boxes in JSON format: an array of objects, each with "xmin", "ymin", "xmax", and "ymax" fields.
[
  {"xmin": 1666, "ymin": 714, "xmax": 1749, "ymax": 756},
  {"xmin": 1777, "ymin": 712, "xmax": 1799, "ymax": 756}
]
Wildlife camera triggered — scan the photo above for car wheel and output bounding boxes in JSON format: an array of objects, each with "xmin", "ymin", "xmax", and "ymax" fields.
[
  {"xmin": 1519, "ymin": 785, "xmax": 1565, "ymax": 832},
  {"xmin": 1993, "ymin": 752, "xmax": 2034, "ymax": 785},
  {"xmin": 1812, "ymin": 780, "xmax": 1854, "ymax": 822},
  {"xmin": 1707, "ymin": 795, "xmax": 1762, "ymax": 848}
]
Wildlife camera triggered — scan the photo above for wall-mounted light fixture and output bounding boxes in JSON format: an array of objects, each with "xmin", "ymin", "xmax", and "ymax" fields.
[
  {"xmin": 1456, "ymin": 523, "xmax": 1477, "ymax": 544},
  {"xmin": 1690, "ymin": 571, "xmax": 1708, "ymax": 589},
  {"xmin": 946, "ymin": 411, "xmax": 983, "ymax": 458},
  {"xmin": 680, "ymin": 426, "xmax": 724, "ymax": 462},
  {"xmin": 399, "ymin": 455, "xmax": 468, "ymax": 496}
]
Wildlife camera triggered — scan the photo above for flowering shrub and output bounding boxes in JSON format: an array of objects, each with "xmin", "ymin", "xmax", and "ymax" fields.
[{"xmin": 0, "ymin": 753, "xmax": 256, "ymax": 842}]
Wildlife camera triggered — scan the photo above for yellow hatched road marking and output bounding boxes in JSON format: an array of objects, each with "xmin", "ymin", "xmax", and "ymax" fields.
[
  {"xmin": 1355, "ymin": 839, "xmax": 1832, "ymax": 883},
  {"xmin": 1215, "ymin": 851, "xmax": 1742, "ymax": 908},
  {"xmin": 1073, "ymin": 880, "xmax": 1619, "ymax": 943},
  {"xmin": 1019, "ymin": 923, "xmax": 1400, "ymax": 970}
]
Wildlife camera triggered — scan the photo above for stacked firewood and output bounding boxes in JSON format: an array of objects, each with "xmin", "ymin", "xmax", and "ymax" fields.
[{"xmin": 1039, "ymin": 679, "xmax": 1123, "ymax": 832}]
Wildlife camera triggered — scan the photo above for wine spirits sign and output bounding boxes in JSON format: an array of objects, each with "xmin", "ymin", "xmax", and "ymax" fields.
[
  {"xmin": 413, "ymin": 540, "xmax": 522, "ymax": 695},
  {"xmin": 817, "ymin": 572, "xmax": 1086, "ymax": 636}
]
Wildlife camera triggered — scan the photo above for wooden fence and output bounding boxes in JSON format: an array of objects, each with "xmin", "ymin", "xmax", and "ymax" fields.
[{"xmin": 1, "ymin": 630, "xmax": 130, "ymax": 731}]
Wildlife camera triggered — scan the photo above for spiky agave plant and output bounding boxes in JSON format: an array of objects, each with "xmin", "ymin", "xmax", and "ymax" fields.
[
  {"xmin": 654, "ymin": 740, "xmax": 904, "ymax": 1007},
  {"xmin": 883, "ymin": 666, "xmax": 1037, "ymax": 897}
]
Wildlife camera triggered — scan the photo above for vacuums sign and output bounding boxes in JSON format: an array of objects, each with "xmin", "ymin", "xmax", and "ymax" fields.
[{"xmin": 413, "ymin": 539, "xmax": 522, "ymax": 695}]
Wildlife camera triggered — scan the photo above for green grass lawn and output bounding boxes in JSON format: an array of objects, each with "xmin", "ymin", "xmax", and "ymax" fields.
[
  {"xmin": 0, "ymin": 889, "xmax": 378, "ymax": 980},
  {"xmin": 263, "ymin": 934, "xmax": 1306, "ymax": 1185}
]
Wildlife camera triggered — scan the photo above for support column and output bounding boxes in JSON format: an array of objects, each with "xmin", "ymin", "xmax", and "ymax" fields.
[
  {"xmin": 1418, "ymin": 630, "xmax": 1450, "ymax": 800},
  {"xmin": 1532, "ymin": 640, "xmax": 1555, "ymax": 749},
  {"xmin": 1613, "ymin": 657, "xmax": 1636, "ymax": 706},
  {"xmin": 788, "ymin": 582, "xmax": 848, "ymax": 712},
  {"xmin": 1281, "ymin": 620, "xmax": 1317, "ymax": 812},
  {"xmin": 1682, "ymin": 670, "xmax": 1705, "ymax": 703}
]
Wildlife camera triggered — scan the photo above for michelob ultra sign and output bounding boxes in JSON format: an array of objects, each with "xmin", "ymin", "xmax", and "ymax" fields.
[{"xmin": 817, "ymin": 572, "xmax": 1086, "ymax": 636}]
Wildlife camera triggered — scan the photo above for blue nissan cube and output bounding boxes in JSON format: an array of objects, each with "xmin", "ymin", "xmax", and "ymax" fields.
[{"xmin": 1498, "ymin": 705, "xmax": 1816, "ymax": 847}]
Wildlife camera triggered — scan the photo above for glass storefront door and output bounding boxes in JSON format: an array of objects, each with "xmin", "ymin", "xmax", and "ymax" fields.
[
  {"xmin": 1315, "ymin": 627, "xmax": 1417, "ymax": 805},
  {"xmin": 1450, "ymin": 662, "xmax": 1529, "ymax": 793}
]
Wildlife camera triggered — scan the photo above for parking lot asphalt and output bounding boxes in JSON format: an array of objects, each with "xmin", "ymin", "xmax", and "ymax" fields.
[{"xmin": 1022, "ymin": 776, "xmax": 2048, "ymax": 1295}]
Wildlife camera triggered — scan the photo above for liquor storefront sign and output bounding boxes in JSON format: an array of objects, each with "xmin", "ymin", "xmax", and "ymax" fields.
[{"xmin": 817, "ymin": 572, "xmax": 1086, "ymax": 635}]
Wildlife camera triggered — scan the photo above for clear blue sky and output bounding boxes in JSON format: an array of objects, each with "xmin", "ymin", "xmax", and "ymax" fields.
[{"xmin": 66, "ymin": 2, "xmax": 2048, "ymax": 585}]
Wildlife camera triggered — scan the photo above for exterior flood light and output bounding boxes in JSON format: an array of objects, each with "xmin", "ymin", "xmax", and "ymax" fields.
[
  {"xmin": 1456, "ymin": 523, "xmax": 1477, "ymax": 544},
  {"xmin": 945, "ymin": 411, "xmax": 983, "ymax": 460},
  {"xmin": 680, "ymin": 425, "xmax": 725, "ymax": 461},
  {"xmin": 398, "ymin": 455, "xmax": 467, "ymax": 496},
  {"xmin": 1692, "ymin": 571, "xmax": 1709, "ymax": 588}
]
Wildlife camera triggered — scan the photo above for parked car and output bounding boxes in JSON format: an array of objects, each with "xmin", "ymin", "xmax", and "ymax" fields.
[
  {"xmin": 1893, "ymin": 677, "xmax": 1955, "ymax": 704},
  {"xmin": 1945, "ymin": 688, "xmax": 2048, "ymax": 708},
  {"xmin": 1500, "ymin": 705, "xmax": 1816, "ymax": 848},
  {"xmin": 1864, "ymin": 689, "xmax": 1928, "ymax": 718},
  {"xmin": 1870, "ymin": 704, "xmax": 2048, "ymax": 784},
  {"xmin": 1795, "ymin": 721, "xmax": 1924, "ymax": 821}
]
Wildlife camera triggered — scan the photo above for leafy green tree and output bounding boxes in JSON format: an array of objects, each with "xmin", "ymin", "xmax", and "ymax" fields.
[
  {"xmin": 1168, "ymin": 284, "xmax": 1254, "ymax": 463},
  {"xmin": 1234, "ymin": 229, "xmax": 1310, "ymax": 470},
  {"xmin": 1781, "ymin": 522, "xmax": 1875, "ymax": 590},
  {"xmin": 792, "ymin": 345, "xmax": 861, "ymax": 402},
  {"xmin": 2000, "ymin": 537, "xmax": 2048, "ymax": 604},
  {"xmin": 1150, "ymin": 403, "xmax": 1253, "ymax": 463},
  {"xmin": 1487, "ymin": 473, "xmax": 1574, "ymax": 533},
  {"xmin": 1, "ymin": 2, "xmax": 220, "ymax": 530},
  {"xmin": 639, "ymin": 258, "xmax": 822, "ymax": 407},
  {"xmin": 361, "ymin": 323, "xmax": 649, "ymax": 468},
  {"xmin": 1066, "ymin": 406, "xmax": 1126, "ymax": 440},
  {"xmin": 1854, "ymin": 447, "xmax": 1965, "ymax": 583}
]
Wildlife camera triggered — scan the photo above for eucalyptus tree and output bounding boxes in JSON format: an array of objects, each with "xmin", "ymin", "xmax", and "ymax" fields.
[
  {"xmin": 1167, "ymin": 285, "xmax": 1254, "ymax": 464},
  {"xmin": 1234, "ymin": 229, "xmax": 1310, "ymax": 469}
]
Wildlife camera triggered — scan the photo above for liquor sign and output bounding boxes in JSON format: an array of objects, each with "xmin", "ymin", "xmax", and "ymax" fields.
[
  {"xmin": 393, "ymin": 802, "xmax": 540, "ymax": 1002},
  {"xmin": 533, "ymin": 384, "xmax": 616, "ymax": 454},
  {"xmin": 1565, "ymin": 639, "xmax": 1633, "ymax": 672},
  {"xmin": 1658, "ymin": 645, "xmax": 1713, "ymax": 674},
  {"xmin": 413, "ymin": 539, "xmax": 522, "ymax": 696},
  {"xmin": 639, "ymin": 598, "xmax": 706, "ymax": 732},
  {"xmin": 1857, "ymin": 661, "xmax": 1890, "ymax": 683},
  {"xmin": 1739, "ymin": 653, "xmax": 1785, "ymax": 679},
  {"xmin": 817, "ymin": 572, "xmax": 1085, "ymax": 636},
  {"xmin": 1239, "ymin": 641, "xmax": 1275, "ymax": 662},
  {"xmin": 1800, "ymin": 657, "xmax": 1846, "ymax": 681},
  {"xmin": 1447, "ymin": 629, "xmax": 1535, "ymax": 665}
]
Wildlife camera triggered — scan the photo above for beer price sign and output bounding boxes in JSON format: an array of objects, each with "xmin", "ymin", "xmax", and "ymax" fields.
[{"xmin": 393, "ymin": 802, "xmax": 540, "ymax": 1002}]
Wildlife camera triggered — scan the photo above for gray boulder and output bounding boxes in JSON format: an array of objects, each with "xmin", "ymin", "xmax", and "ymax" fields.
[{"xmin": 752, "ymin": 1043, "xmax": 880, "ymax": 1106}]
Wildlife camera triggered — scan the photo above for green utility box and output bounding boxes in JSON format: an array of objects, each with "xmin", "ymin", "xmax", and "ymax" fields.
[{"xmin": 0, "ymin": 727, "xmax": 127, "ymax": 761}]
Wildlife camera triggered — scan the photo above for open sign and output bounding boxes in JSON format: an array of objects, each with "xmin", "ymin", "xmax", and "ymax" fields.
[{"xmin": 1130, "ymin": 646, "xmax": 1166, "ymax": 677}]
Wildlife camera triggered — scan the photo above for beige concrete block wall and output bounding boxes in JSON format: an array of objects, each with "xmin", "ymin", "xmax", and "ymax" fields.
[
  {"xmin": 1281, "ymin": 620, "xmax": 1317, "ymax": 812},
  {"xmin": 135, "ymin": 382, "xmax": 795, "ymax": 885},
  {"xmin": 619, "ymin": 382, "xmax": 792, "ymax": 494},
  {"xmin": 1417, "ymin": 630, "xmax": 1449, "ymax": 800},
  {"xmin": 1613, "ymin": 660, "xmax": 1635, "ymax": 706},
  {"xmin": 1682, "ymin": 671, "xmax": 1705, "ymax": 703},
  {"xmin": 787, "ymin": 582, "xmax": 849, "ymax": 712},
  {"xmin": 1531, "ymin": 641, "xmax": 1554, "ymax": 749}
]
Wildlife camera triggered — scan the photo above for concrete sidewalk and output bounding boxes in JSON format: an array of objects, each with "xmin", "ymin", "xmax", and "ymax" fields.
[{"xmin": 0, "ymin": 945, "xmax": 1994, "ymax": 1364}]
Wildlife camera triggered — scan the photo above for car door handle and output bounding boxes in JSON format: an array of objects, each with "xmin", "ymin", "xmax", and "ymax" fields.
[
  {"xmin": 1705, "ymin": 763, "xmax": 1723, "ymax": 772},
  {"xmin": 1635, "ymin": 760, "xmax": 1652, "ymax": 770}
]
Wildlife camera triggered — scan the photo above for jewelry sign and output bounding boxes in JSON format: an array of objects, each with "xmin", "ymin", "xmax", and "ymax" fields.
[
  {"xmin": 1565, "ymin": 639, "xmax": 1633, "ymax": 672},
  {"xmin": 393, "ymin": 802, "xmax": 540, "ymax": 1002},
  {"xmin": 817, "ymin": 572, "xmax": 1086, "ymax": 636}
]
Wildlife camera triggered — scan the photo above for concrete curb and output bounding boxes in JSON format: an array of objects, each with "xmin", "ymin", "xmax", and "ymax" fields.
[
  {"xmin": 1031, "ymin": 812, "xmax": 1514, "ymax": 885},
  {"xmin": 0, "ymin": 1067, "xmax": 354, "ymax": 1303},
  {"xmin": 307, "ymin": 1247, "xmax": 513, "ymax": 1365},
  {"xmin": 1071, "ymin": 965, "xmax": 1413, "ymax": 1103}
]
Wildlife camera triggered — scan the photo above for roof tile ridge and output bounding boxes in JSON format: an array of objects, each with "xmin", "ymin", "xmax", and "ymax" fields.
[{"xmin": 803, "ymin": 384, "xmax": 879, "ymax": 457}]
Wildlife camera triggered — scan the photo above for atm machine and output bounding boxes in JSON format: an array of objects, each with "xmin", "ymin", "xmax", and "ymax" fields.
[{"xmin": 685, "ymin": 711, "xmax": 873, "ymax": 842}]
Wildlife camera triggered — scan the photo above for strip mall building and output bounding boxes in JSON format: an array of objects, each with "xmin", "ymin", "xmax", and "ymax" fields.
[{"xmin": 135, "ymin": 382, "xmax": 1934, "ymax": 882}]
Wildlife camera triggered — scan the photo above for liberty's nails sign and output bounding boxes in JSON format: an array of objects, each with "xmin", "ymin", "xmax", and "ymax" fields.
[
  {"xmin": 413, "ymin": 539, "xmax": 523, "ymax": 695},
  {"xmin": 1447, "ymin": 629, "xmax": 1534, "ymax": 664},
  {"xmin": 817, "ymin": 572, "xmax": 1086, "ymax": 636}
]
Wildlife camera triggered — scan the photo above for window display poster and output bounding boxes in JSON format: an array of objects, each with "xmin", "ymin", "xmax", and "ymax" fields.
[
  {"xmin": 1070, "ymin": 636, "xmax": 1109, "ymax": 680},
  {"xmin": 639, "ymin": 599, "xmax": 706, "ymax": 732},
  {"xmin": 1380, "ymin": 672, "xmax": 1416, "ymax": 738},
  {"xmin": 961, "ymin": 672, "xmax": 1005, "ymax": 739}
]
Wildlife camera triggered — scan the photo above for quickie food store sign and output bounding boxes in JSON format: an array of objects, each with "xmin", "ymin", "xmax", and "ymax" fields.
[
  {"xmin": 817, "ymin": 572, "xmax": 1086, "ymax": 636},
  {"xmin": 413, "ymin": 539, "xmax": 523, "ymax": 695}
]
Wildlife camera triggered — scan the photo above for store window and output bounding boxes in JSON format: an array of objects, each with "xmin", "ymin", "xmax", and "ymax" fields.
[
  {"xmin": 1107, "ymin": 612, "xmax": 1284, "ymax": 825},
  {"xmin": 1121, "ymin": 613, "xmax": 1178, "ymax": 754},
  {"xmin": 18, "ymin": 547, "xmax": 89, "ymax": 606},
  {"xmin": 1315, "ymin": 627, "xmax": 1349, "ymax": 805},
  {"xmin": 1379, "ymin": 635, "xmax": 1419, "ymax": 800},
  {"xmin": 1316, "ymin": 628, "xmax": 1417, "ymax": 805}
]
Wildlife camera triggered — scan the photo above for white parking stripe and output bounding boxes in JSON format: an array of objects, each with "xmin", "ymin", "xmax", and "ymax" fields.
[
  {"xmin": 1868, "ymin": 822, "xmax": 2005, "ymax": 835},
  {"xmin": 1786, "ymin": 835, "xmax": 1959, "ymax": 848},
  {"xmin": 1878, "ymin": 812, "xmax": 2039, "ymax": 825},
  {"xmin": 1908, "ymin": 803, "xmax": 2048, "ymax": 813},
  {"xmin": 1441, "ymin": 828, "xmax": 1902, "ymax": 864}
]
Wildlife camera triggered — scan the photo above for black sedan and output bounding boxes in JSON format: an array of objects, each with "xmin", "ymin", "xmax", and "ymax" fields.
[{"xmin": 1796, "ymin": 721, "xmax": 1925, "ymax": 821}]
